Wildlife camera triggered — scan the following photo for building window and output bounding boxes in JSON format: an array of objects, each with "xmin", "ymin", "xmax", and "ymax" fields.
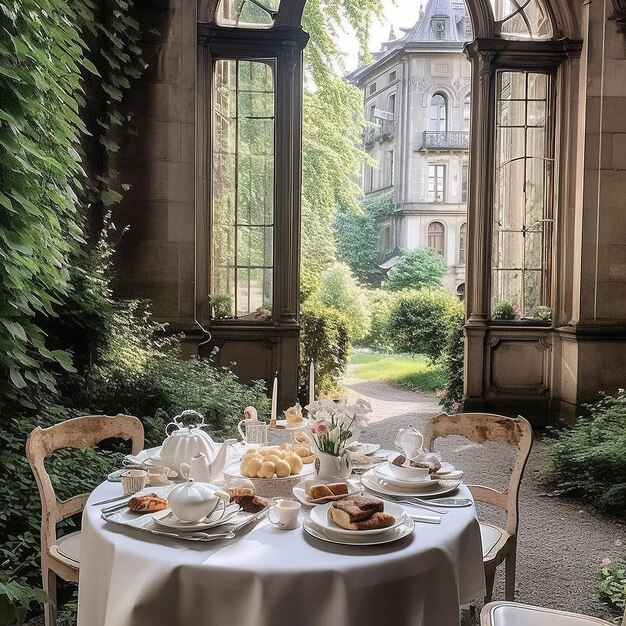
[
  {"xmin": 381, "ymin": 225, "xmax": 391, "ymax": 251},
  {"xmin": 216, "ymin": 0, "xmax": 280, "ymax": 28},
  {"xmin": 429, "ymin": 93, "xmax": 447, "ymax": 132},
  {"xmin": 389, "ymin": 70, "xmax": 396, "ymax": 82},
  {"xmin": 461, "ymin": 163, "xmax": 468, "ymax": 202},
  {"xmin": 427, "ymin": 222, "xmax": 445, "ymax": 256},
  {"xmin": 368, "ymin": 82, "xmax": 377, "ymax": 95},
  {"xmin": 459, "ymin": 222, "xmax": 467, "ymax": 265},
  {"xmin": 489, "ymin": 0, "xmax": 553, "ymax": 40},
  {"xmin": 463, "ymin": 95, "xmax": 471, "ymax": 131},
  {"xmin": 212, "ymin": 59, "xmax": 275, "ymax": 319},
  {"xmin": 368, "ymin": 104, "xmax": 376, "ymax": 121},
  {"xmin": 428, "ymin": 164, "xmax": 446, "ymax": 202},
  {"xmin": 491, "ymin": 70, "xmax": 553, "ymax": 319},
  {"xmin": 387, "ymin": 92, "xmax": 396, "ymax": 116},
  {"xmin": 365, "ymin": 163, "xmax": 375, "ymax": 192}
]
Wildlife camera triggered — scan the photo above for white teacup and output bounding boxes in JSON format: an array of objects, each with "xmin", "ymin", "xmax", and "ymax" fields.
[
  {"xmin": 147, "ymin": 466, "xmax": 172, "ymax": 486},
  {"xmin": 268, "ymin": 499, "xmax": 301, "ymax": 530},
  {"xmin": 120, "ymin": 469, "xmax": 148, "ymax": 495},
  {"xmin": 388, "ymin": 462, "xmax": 430, "ymax": 482}
]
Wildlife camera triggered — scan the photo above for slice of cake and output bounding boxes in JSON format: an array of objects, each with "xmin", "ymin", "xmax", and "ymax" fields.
[{"xmin": 330, "ymin": 496, "xmax": 394, "ymax": 531}]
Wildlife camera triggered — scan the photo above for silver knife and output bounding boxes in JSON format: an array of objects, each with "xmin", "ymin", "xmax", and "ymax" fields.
[
  {"xmin": 408, "ymin": 513, "xmax": 441, "ymax": 524},
  {"xmin": 92, "ymin": 494, "xmax": 131, "ymax": 507}
]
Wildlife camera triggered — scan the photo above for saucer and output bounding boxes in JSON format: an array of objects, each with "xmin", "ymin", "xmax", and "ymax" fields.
[
  {"xmin": 346, "ymin": 442, "xmax": 381, "ymax": 456},
  {"xmin": 303, "ymin": 516, "xmax": 414, "ymax": 546},
  {"xmin": 292, "ymin": 479, "xmax": 362, "ymax": 506},
  {"xmin": 374, "ymin": 465, "xmax": 440, "ymax": 489},
  {"xmin": 151, "ymin": 503, "xmax": 239, "ymax": 531}
]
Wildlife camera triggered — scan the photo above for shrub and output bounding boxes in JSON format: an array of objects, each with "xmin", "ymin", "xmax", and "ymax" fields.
[
  {"xmin": 299, "ymin": 304, "xmax": 349, "ymax": 399},
  {"xmin": 359, "ymin": 289, "xmax": 397, "ymax": 351},
  {"xmin": 597, "ymin": 557, "xmax": 626, "ymax": 613},
  {"xmin": 492, "ymin": 301, "xmax": 517, "ymax": 320},
  {"xmin": 439, "ymin": 307, "xmax": 465, "ymax": 412},
  {"xmin": 384, "ymin": 248, "xmax": 447, "ymax": 292},
  {"xmin": 388, "ymin": 289, "xmax": 463, "ymax": 362},
  {"xmin": 543, "ymin": 390, "xmax": 626, "ymax": 519},
  {"xmin": 0, "ymin": 573, "xmax": 49, "ymax": 626},
  {"xmin": 313, "ymin": 262, "xmax": 371, "ymax": 343}
]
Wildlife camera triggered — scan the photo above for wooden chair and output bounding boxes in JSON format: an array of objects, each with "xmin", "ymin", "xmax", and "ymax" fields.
[
  {"xmin": 481, "ymin": 601, "xmax": 626, "ymax": 626},
  {"xmin": 26, "ymin": 414, "xmax": 144, "ymax": 626},
  {"xmin": 423, "ymin": 412, "xmax": 533, "ymax": 602}
]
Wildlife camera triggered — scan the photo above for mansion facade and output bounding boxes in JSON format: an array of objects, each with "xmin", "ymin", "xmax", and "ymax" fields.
[{"xmin": 348, "ymin": 0, "xmax": 472, "ymax": 294}]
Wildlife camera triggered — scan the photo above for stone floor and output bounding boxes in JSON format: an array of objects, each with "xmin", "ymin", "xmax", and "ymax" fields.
[{"xmin": 344, "ymin": 365, "xmax": 624, "ymax": 623}]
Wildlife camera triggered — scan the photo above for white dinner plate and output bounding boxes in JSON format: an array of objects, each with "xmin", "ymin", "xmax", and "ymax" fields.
[
  {"xmin": 151, "ymin": 503, "xmax": 240, "ymax": 531},
  {"xmin": 361, "ymin": 470, "xmax": 461, "ymax": 498},
  {"xmin": 292, "ymin": 479, "xmax": 362, "ymax": 506},
  {"xmin": 309, "ymin": 500, "xmax": 405, "ymax": 537},
  {"xmin": 346, "ymin": 442, "xmax": 381, "ymax": 456},
  {"xmin": 373, "ymin": 464, "xmax": 440, "ymax": 489},
  {"xmin": 303, "ymin": 516, "xmax": 414, "ymax": 546}
]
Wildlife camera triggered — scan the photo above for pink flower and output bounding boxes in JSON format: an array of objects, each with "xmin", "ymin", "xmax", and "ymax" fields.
[
  {"xmin": 601, "ymin": 558, "xmax": 612, "ymax": 567},
  {"xmin": 315, "ymin": 422, "xmax": 328, "ymax": 435},
  {"xmin": 451, "ymin": 401, "xmax": 461, "ymax": 411}
]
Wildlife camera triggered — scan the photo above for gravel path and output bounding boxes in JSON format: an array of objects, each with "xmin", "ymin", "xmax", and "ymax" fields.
[{"xmin": 344, "ymin": 365, "xmax": 624, "ymax": 622}]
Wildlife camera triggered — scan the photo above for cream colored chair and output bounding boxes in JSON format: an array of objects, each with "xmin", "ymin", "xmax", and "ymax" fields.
[
  {"xmin": 423, "ymin": 412, "xmax": 533, "ymax": 602},
  {"xmin": 26, "ymin": 414, "xmax": 144, "ymax": 626},
  {"xmin": 481, "ymin": 601, "xmax": 626, "ymax": 626}
]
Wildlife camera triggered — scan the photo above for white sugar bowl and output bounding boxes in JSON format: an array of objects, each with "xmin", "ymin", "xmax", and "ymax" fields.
[{"xmin": 168, "ymin": 480, "xmax": 230, "ymax": 523}]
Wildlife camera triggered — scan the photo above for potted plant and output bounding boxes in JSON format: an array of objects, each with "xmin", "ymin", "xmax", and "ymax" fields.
[
  {"xmin": 208, "ymin": 294, "xmax": 233, "ymax": 319},
  {"xmin": 492, "ymin": 301, "xmax": 517, "ymax": 321}
]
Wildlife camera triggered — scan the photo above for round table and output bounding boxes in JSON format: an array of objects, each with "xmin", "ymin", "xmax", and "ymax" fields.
[{"xmin": 78, "ymin": 480, "xmax": 485, "ymax": 626}]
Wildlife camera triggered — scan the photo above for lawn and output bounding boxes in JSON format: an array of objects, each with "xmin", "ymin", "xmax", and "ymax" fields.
[{"xmin": 349, "ymin": 352, "xmax": 445, "ymax": 393}]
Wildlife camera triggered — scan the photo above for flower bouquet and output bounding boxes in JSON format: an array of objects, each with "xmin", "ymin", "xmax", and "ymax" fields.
[{"xmin": 305, "ymin": 399, "xmax": 372, "ymax": 456}]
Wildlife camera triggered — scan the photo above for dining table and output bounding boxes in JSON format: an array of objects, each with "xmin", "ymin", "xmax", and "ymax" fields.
[{"xmin": 77, "ymin": 463, "xmax": 486, "ymax": 626}]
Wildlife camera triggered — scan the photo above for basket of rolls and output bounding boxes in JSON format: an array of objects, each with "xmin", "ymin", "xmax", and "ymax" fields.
[{"xmin": 224, "ymin": 443, "xmax": 316, "ymax": 498}]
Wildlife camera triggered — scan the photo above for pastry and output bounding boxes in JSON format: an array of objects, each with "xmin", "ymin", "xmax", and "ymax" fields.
[
  {"xmin": 331, "ymin": 509, "xmax": 395, "ymax": 531},
  {"xmin": 128, "ymin": 494, "xmax": 168, "ymax": 513},
  {"xmin": 228, "ymin": 487, "xmax": 255, "ymax": 499},
  {"xmin": 231, "ymin": 494, "xmax": 268, "ymax": 513},
  {"xmin": 240, "ymin": 446, "xmax": 305, "ymax": 478},
  {"xmin": 330, "ymin": 496, "xmax": 394, "ymax": 531},
  {"xmin": 308, "ymin": 482, "xmax": 348, "ymax": 500},
  {"xmin": 285, "ymin": 454, "xmax": 303, "ymax": 474}
]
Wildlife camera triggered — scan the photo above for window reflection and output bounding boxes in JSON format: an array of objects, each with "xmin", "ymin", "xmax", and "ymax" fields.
[
  {"xmin": 490, "ymin": 0, "xmax": 553, "ymax": 40},
  {"xmin": 216, "ymin": 0, "xmax": 280, "ymax": 28}
]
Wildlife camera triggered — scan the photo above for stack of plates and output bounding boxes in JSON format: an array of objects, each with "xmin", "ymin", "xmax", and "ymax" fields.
[
  {"xmin": 361, "ymin": 464, "xmax": 462, "ymax": 498},
  {"xmin": 303, "ymin": 501, "xmax": 414, "ymax": 546}
]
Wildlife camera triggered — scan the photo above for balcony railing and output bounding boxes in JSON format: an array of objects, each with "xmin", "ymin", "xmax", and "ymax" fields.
[
  {"xmin": 363, "ymin": 120, "xmax": 396, "ymax": 146},
  {"xmin": 420, "ymin": 130, "xmax": 470, "ymax": 151}
]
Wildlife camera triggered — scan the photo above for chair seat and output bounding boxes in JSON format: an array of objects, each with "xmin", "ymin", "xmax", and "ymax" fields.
[
  {"xmin": 482, "ymin": 602, "xmax": 613, "ymax": 626},
  {"xmin": 50, "ymin": 531, "xmax": 81, "ymax": 567},
  {"xmin": 480, "ymin": 522, "xmax": 511, "ymax": 561}
]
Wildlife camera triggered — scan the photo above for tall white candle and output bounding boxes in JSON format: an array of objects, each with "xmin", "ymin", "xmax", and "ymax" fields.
[
  {"xmin": 309, "ymin": 361, "xmax": 315, "ymax": 406},
  {"xmin": 270, "ymin": 374, "xmax": 278, "ymax": 422}
]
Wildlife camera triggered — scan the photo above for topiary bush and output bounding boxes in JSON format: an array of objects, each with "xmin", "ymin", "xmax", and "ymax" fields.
[
  {"xmin": 543, "ymin": 390, "xmax": 626, "ymax": 519},
  {"xmin": 299, "ymin": 303, "xmax": 349, "ymax": 399},
  {"xmin": 439, "ymin": 307, "xmax": 465, "ymax": 412},
  {"xmin": 387, "ymin": 289, "xmax": 463, "ymax": 362},
  {"xmin": 384, "ymin": 248, "xmax": 447, "ymax": 292}
]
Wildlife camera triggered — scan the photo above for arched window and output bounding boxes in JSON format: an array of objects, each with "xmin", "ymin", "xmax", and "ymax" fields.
[
  {"xmin": 459, "ymin": 222, "xmax": 467, "ymax": 265},
  {"xmin": 216, "ymin": 0, "xmax": 281, "ymax": 28},
  {"xmin": 429, "ymin": 93, "xmax": 447, "ymax": 133},
  {"xmin": 489, "ymin": 0, "xmax": 553, "ymax": 40},
  {"xmin": 427, "ymin": 222, "xmax": 445, "ymax": 256}
]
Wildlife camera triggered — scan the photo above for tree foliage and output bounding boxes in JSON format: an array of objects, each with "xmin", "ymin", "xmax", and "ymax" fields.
[
  {"xmin": 335, "ymin": 191, "xmax": 394, "ymax": 283},
  {"xmin": 388, "ymin": 289, "xmax": 463, "ymax": 361},
  {"xmin": 385, "ymin": 248, "xmax": 447, "ymax": 292}
]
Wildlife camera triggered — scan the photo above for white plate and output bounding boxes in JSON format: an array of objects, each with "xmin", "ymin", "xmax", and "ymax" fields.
[
  {"xmin": 292, "ymin": 479, "xmax": 362, "ymax": 506},
  {"xmin": 151, "ymin": 503, "xmax": 240, "ymax": 531},
  {"xmin": 361, "ymin": 470, "xmax": 461, "ymax": 498},
  {"xmin": 374, "ymin": 465, "xmax": 440, "ymax": 489},
  {"xmin": 346, "ymin": 442, "xmax": 381, "ymax": 456},
  {"xmin": 434, "ymin": 462, "xmax": 456, "ymax": 475},
  {"xmin": 303, "ymin": 516, "xmax": 414, "ymax": 546},
  {"xmin": 309, "ymin": 500, "xmax": 405, "ymax": 537}
]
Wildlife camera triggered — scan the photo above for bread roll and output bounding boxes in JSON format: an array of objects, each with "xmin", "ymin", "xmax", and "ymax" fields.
[
  {"xmin": 274, "ymin": 459, "xmax": 291, "ymax": 478},
  {"xmin": 285, "ymin": 454, "xmax": 303, "ymax": 474},
  {"xmin": 244, "ymin": 457, "xmax": 263, "ymax": 478},
  {"xmin": 258, "ymin": 461, "xmax": 276, "ymax": 478}
]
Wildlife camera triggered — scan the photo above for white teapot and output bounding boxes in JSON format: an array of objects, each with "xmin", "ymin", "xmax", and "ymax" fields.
[
  {"xmin": 168, "ymin": 480, "xmax": 230, "ymax": 523},
  {"xmin": 394, "ymin": 425, "xmax": 426, "ymax": 462},
  {"xmin": 158, "ymin": 410, "xmax": 236, "ymax": 476}
]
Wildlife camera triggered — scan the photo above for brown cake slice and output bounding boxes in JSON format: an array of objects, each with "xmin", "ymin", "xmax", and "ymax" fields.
[
  {"xmin": 331, "ymin": 496, "xmax": 384, "ymax": 523},
  {"xmin": 330, "ymin": 509, "xmax": 395, "ymax": 531}
]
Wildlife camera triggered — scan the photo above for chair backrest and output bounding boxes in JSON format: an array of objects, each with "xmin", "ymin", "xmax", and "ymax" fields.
[
  {"xmin": 26, "ymin": 414, "xmax": 144, "ymax": 552},
  {"xmin": 423, "ymin": 412, "xmax": 533, "ymax": 536}
]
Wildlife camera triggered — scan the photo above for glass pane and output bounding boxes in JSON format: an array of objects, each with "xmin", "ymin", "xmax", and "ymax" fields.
[
  {"xmin": 490, "ymin": 0, "xmax": 553, "ymax": 40},
  {"xmin": 211, "ymin": 59, "xmax": 274, "ymax": 319},
  {"xmin": 492, "ymin": 70, "xmax": 553, "ymax": 319},
  {"xmin": 216, "ymin": 0, "xmax": 280, "ymax": 28}
]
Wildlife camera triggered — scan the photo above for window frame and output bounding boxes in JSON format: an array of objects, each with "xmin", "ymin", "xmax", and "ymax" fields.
[
  {"xmin": 427, "ymin": 221, "xmax": 446, "ymax": 256},
  {"xmin": 428, "ymin": 164, "xmax": 446, "ymax": 203},
  {"xmin": 429, "ymin": 92, "xmax": 448, "ymax": 133}
]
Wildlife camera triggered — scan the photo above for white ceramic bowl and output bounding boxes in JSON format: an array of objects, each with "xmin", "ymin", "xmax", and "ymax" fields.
[{"xmin": 387, "ymin": 461, "xmax": 430, "ymax": 482}]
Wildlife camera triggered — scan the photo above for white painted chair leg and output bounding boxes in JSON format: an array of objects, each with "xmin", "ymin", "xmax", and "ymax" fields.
[
  {"xmin": 42, "ymin": 567, "xmax": 57, "ymax": 626},
  {"xmin": 504, "ymin": 545, "xmax": 517, "ymax": 601}
]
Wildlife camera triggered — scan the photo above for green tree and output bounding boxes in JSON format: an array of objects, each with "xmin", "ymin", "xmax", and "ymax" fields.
[
  {"xmin": 385, "ymin": 248, "xmax": 447, "ymax": 291},
  {"xmin": 388, "ymin": 289, "xmax": 462, "ymax": 361}
]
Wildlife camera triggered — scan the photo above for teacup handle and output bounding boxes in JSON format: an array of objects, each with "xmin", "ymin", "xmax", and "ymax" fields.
[
  {"xmin": 179, "ymin": 462, "xmax": 191, "ymax": 479},
  {"xmin": 237, "ymin": 419, "xmax": 246, "ymax": 441},
  {"xmin": 268, "ymin": 507, "xmax": 286, "ymax": 527}
]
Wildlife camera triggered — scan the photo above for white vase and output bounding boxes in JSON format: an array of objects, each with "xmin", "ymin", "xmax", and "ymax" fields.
[{"xmin": 315, "ymin": 449, "xmax": 352, "ymax": 480}]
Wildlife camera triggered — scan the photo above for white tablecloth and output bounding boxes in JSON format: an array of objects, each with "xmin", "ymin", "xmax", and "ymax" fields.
[{"xmin": 78, "ymin": 481, "xmax": 485, "ymax": 626}]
